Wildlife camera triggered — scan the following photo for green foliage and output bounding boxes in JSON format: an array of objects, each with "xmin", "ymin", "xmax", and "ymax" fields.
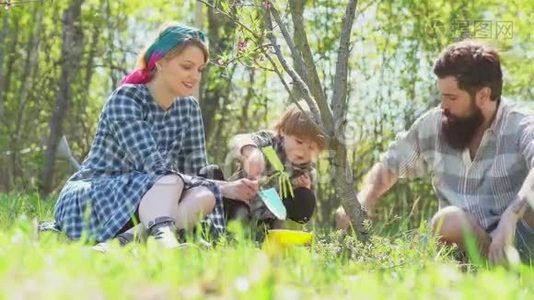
[{"xmin": 0, "ymin": 193, "xmax": 532, "ymax": 298}]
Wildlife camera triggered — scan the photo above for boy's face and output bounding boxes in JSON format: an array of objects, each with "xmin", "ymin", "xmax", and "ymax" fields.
[{"xmin": 282, "ymin": 134, "xmax": 320, "ymax": 165}]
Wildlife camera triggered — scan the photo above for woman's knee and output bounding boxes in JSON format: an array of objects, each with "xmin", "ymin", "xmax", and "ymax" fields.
[{"xmin": 154, "ymin": 175, "xmax": 185, "ymax": 191}]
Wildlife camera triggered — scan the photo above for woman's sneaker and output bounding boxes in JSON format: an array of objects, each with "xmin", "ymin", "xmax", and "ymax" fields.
[
  {"xmin": 147, "ymin": 217, "xmax": 182, "ymax": 249},
  {"xmin": 92, "ymin": 232, "xmax": 135, "ymax": 253}
]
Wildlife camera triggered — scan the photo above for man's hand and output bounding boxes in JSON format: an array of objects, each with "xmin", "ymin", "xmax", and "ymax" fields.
[
  {"xmin": 335, "ymin": 195, "xmax": 377, "ymax": 232},
  {"xmin": 291, "ymin": 173, "xmax": 311, "ymax": 189},
  {"xmin": 335, "ymin": 206, "xmax": 350, "ymax": 231},
  {"xmin": 221, "ymin": 178, "xmax": 259, "ymax": 205},
  {"xmin": 488, "ymin": 211, "xmax": 519, "ymax": 265},
  {"xmin": 242, "ymin": 146, "xmax": 266, "ymax": 180},
  {"xmin": 489, "ymin": 195, "xmax": 530, "ymax": 265},
  {"xmin": 358, "ymin": 191, "xmax": 377, "ymax": 220}
]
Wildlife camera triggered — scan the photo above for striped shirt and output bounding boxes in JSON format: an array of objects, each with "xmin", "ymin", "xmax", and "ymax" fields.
[{"xmin": 382, "ymin": 99, "xmax": 534, "ymax": 230}]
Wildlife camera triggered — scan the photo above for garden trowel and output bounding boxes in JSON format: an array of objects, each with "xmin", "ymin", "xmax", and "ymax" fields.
[{"xmin": 258, "ymin": 187, "xmax": 287, "ymax": 220}]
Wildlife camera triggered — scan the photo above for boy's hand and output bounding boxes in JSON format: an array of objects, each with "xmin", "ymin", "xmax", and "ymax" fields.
[
  {"xmin": 242, "ymin": 146, "xmax": 265, "ymax": 180},
  {"xmin": 221, "ymin": 178, "xmax": 259, "ymax": 205},
  {"xmin": 291, "ymin": 173, "xmax": 311, "ymax": 189}
]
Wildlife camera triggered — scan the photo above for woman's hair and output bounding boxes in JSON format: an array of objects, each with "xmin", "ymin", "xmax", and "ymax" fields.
[
  {"xmin": 136, "ymin": 22, "xmax": 209, "ymax": 70},
  {"xmin": 274, "ymin": 100, "xmax": 326, "ymax": 150},
  {"xmin": 433, "ymin": 40, "xmax": 502, "ymax": 101},
  {"xmin": 121, "ymin": 23, "xmax": 209, "ymax": 85}
]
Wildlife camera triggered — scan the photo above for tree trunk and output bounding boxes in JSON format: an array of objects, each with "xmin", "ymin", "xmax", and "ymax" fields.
[
  {"xmin": 238, "ymin": 69, "xmax": 255, "ymax": 130},
  {"xmin": 332, "ymin": 138, "xmax": 368, "ymax": 240},
  {"xmin": 0, "ymin": 11, "xmax": 9, "ymax": 191},
  {"xmin": 200, "ymin": 4, "xmax": 237, "ymax": 145},
  {"xmin": 104, "ymin": 0, "xmax": 120, "ymax": 87},
  {"xmin": 210, "ymin": 64, "xmax": 237, "ymax": 162},
  {"xmin": 193, "ymin": 1, "xmax": 203, "ymax": 100},
  {"xmin": 0, "ymin": 16, "xmax": 20, "ymax": 191},
  {"xmin": 0, "ymin": 11, "xmax": 9, "ymax": 119},
  {"xmin": 11, "ymin": 6, "xmax": 44, "ymax": 186},
  {"xmin": 75, "ymin": 21, "xmax": 101, "ymax": 156},
  {"xmin": 1, "ymin": 15, "xmax": 19, "ymax": 124},
  {"xmin": 40, "ymin": 0, "xmax": 85, "ymax": 197},
  {"xmin": 328, "ymin": 0, "xmax": 366, "ymax": 239}
]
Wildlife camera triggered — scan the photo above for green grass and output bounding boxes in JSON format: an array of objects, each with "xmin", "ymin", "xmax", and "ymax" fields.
[{"xmin": 0, "ymin": 193, "xmax": 533, "ymax": 299}]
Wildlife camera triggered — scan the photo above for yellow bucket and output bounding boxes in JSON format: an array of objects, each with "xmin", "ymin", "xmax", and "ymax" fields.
[{"xmin": 265, "ymin": 229, "xmax": 313, "ymax": 247}]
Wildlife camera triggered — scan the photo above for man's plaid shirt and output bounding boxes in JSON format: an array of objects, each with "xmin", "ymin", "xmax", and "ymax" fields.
[{"xmin": 382, "ymin": 99, "xmax": 534, "ymax": 230}]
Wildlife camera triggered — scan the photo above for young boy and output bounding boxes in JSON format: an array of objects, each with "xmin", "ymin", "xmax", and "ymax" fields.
[{"xmin": 202, "ymin": 101, "xmax": 326, "ymax": 229}]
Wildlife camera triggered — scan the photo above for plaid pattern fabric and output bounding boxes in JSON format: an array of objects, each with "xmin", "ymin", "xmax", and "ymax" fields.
[
  {"xmin": 54, "ymin": 84, "xmax": 224, "ymax": 242},
  {"xmin": 382, "ymin": 99, "xmax": 534, "ymax": 230}
]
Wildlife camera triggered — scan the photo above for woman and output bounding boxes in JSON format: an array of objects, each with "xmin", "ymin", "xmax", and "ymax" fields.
[{"xmin": 54, "ymin": 23, "xmax": 258, "ymax": 248}]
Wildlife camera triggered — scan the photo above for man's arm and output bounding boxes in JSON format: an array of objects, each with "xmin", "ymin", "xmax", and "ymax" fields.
[
  {"xmin": 336, "ymin": 162, "xmax": 399, "ymax": 230},
  {"xmin": 488, "ymin": 170, "xmax": 534, "ymax": 264},
  {"xmin": 488, "ymin": 120, "xmax": 534, "ymax": 264},
  {"xmin": 516, "ymin": 114, "xmax": 534, "ymax": 218},
  {"xmin": 502, "ymin": 168, "xmax": 534, "ymax": 220},
  {"xmin": 358, "ymin": 162, "xmax": 399, "ymax": 217},
  {"xmin": 335, "ymin": 110, "xmax": 437, "ymax": 230}
]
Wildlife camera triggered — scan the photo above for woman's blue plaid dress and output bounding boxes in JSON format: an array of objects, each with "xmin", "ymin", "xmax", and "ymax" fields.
[{"xmin": 54, "ymin": 84, "xmax": 224, "ymax": 242}]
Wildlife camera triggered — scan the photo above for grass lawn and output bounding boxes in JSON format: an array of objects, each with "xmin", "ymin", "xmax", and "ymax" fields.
[{"xmin": 0, "ymin": 193, "xmax": 533, "ymax": 299}]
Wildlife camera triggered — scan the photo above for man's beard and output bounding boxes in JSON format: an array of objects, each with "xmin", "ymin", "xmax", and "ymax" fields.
[{"xmin": 441, "ymin": 104, "xmax": 484, "ymax": 151}]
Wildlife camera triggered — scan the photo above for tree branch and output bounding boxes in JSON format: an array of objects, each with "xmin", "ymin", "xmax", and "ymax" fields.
[
  {"xmin": 262, "ymin": 43, "xmax": 328, "ymax": 138},
  {"xmin": 332, "ymin": 0, "xmax": 358, "ymax": 136},
  {"xmin": 268, "ymin": 3, "xmax": 312, "ymax": 89},
  {"xmin": 263, "ymin": 5, "xmax": 325, "ymax": 131},
  {"xmin": 268, "ymin": 2, "xmax": 335, "ymax": 135},
  {"xmin": 197, "ymin": 0, "xmax": 325, "ymax": 134},
  {"xmin": 289, "ymin": 1, "xmax": 327, "ymax": 105},
  {"xmin": 197, "ymin": 0, "xmax": 261, "ymax": 40}
]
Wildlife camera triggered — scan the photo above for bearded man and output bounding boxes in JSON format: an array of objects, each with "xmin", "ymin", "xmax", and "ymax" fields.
[{"xmin": 337, "ymin": 40, "xmax": 534, "ymax": 264}]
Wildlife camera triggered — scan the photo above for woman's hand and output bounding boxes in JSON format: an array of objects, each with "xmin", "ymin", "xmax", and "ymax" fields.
[
  {"xmin": 242, "ymin": 146, "xmax": 266, "ymax": 180},
  {"xmin": 291, "ymin": 173, "xmax": 312, "ymax": 189},
  {"xmin": 221, "ymin": 178, "xmax": 259, "ymax": 205}
]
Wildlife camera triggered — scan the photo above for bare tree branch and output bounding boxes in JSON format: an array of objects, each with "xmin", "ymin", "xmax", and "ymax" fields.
[
  {"xmin": 268, "ymin": 3, "xmax": 312, "ymax": 90},
  {"xmin": 268, "ymin": 2, "xmax": 336, "ymax": 136},
  {"xmin": 289, "ymin": 1, "xmax": 327, "ymax": 105},
  {"xmin": 197, "ymin": 0, "xmax": 326, "ymax": 135},
  {"xmin": 197, "ymin": 0, "xmax": 261, "ymax": 40},
  {"xmin": 263, "ymin": 53, "xmax": 307, "ymax": 115},
  {"xmin": 263, "ymin": 5, "xmax": 325, "ymax": 131},
  {"xmin": 332, "ymin": 0, "xmax": 358, "ymax": 135}
]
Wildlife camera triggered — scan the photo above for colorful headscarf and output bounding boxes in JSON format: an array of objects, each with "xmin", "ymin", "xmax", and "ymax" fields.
[{"xmin": 121, "ymin": 25, "xmax": 207, "ymax": 85}]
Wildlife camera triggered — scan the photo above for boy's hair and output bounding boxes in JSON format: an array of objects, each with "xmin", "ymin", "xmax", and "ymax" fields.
[
  {"xmin": 433, "ymin": 40, "xmax": 502, "ymax": 101},
  {"xmin": 274, "ymin": 101, "xmax": 326, "ymax": 150}
]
